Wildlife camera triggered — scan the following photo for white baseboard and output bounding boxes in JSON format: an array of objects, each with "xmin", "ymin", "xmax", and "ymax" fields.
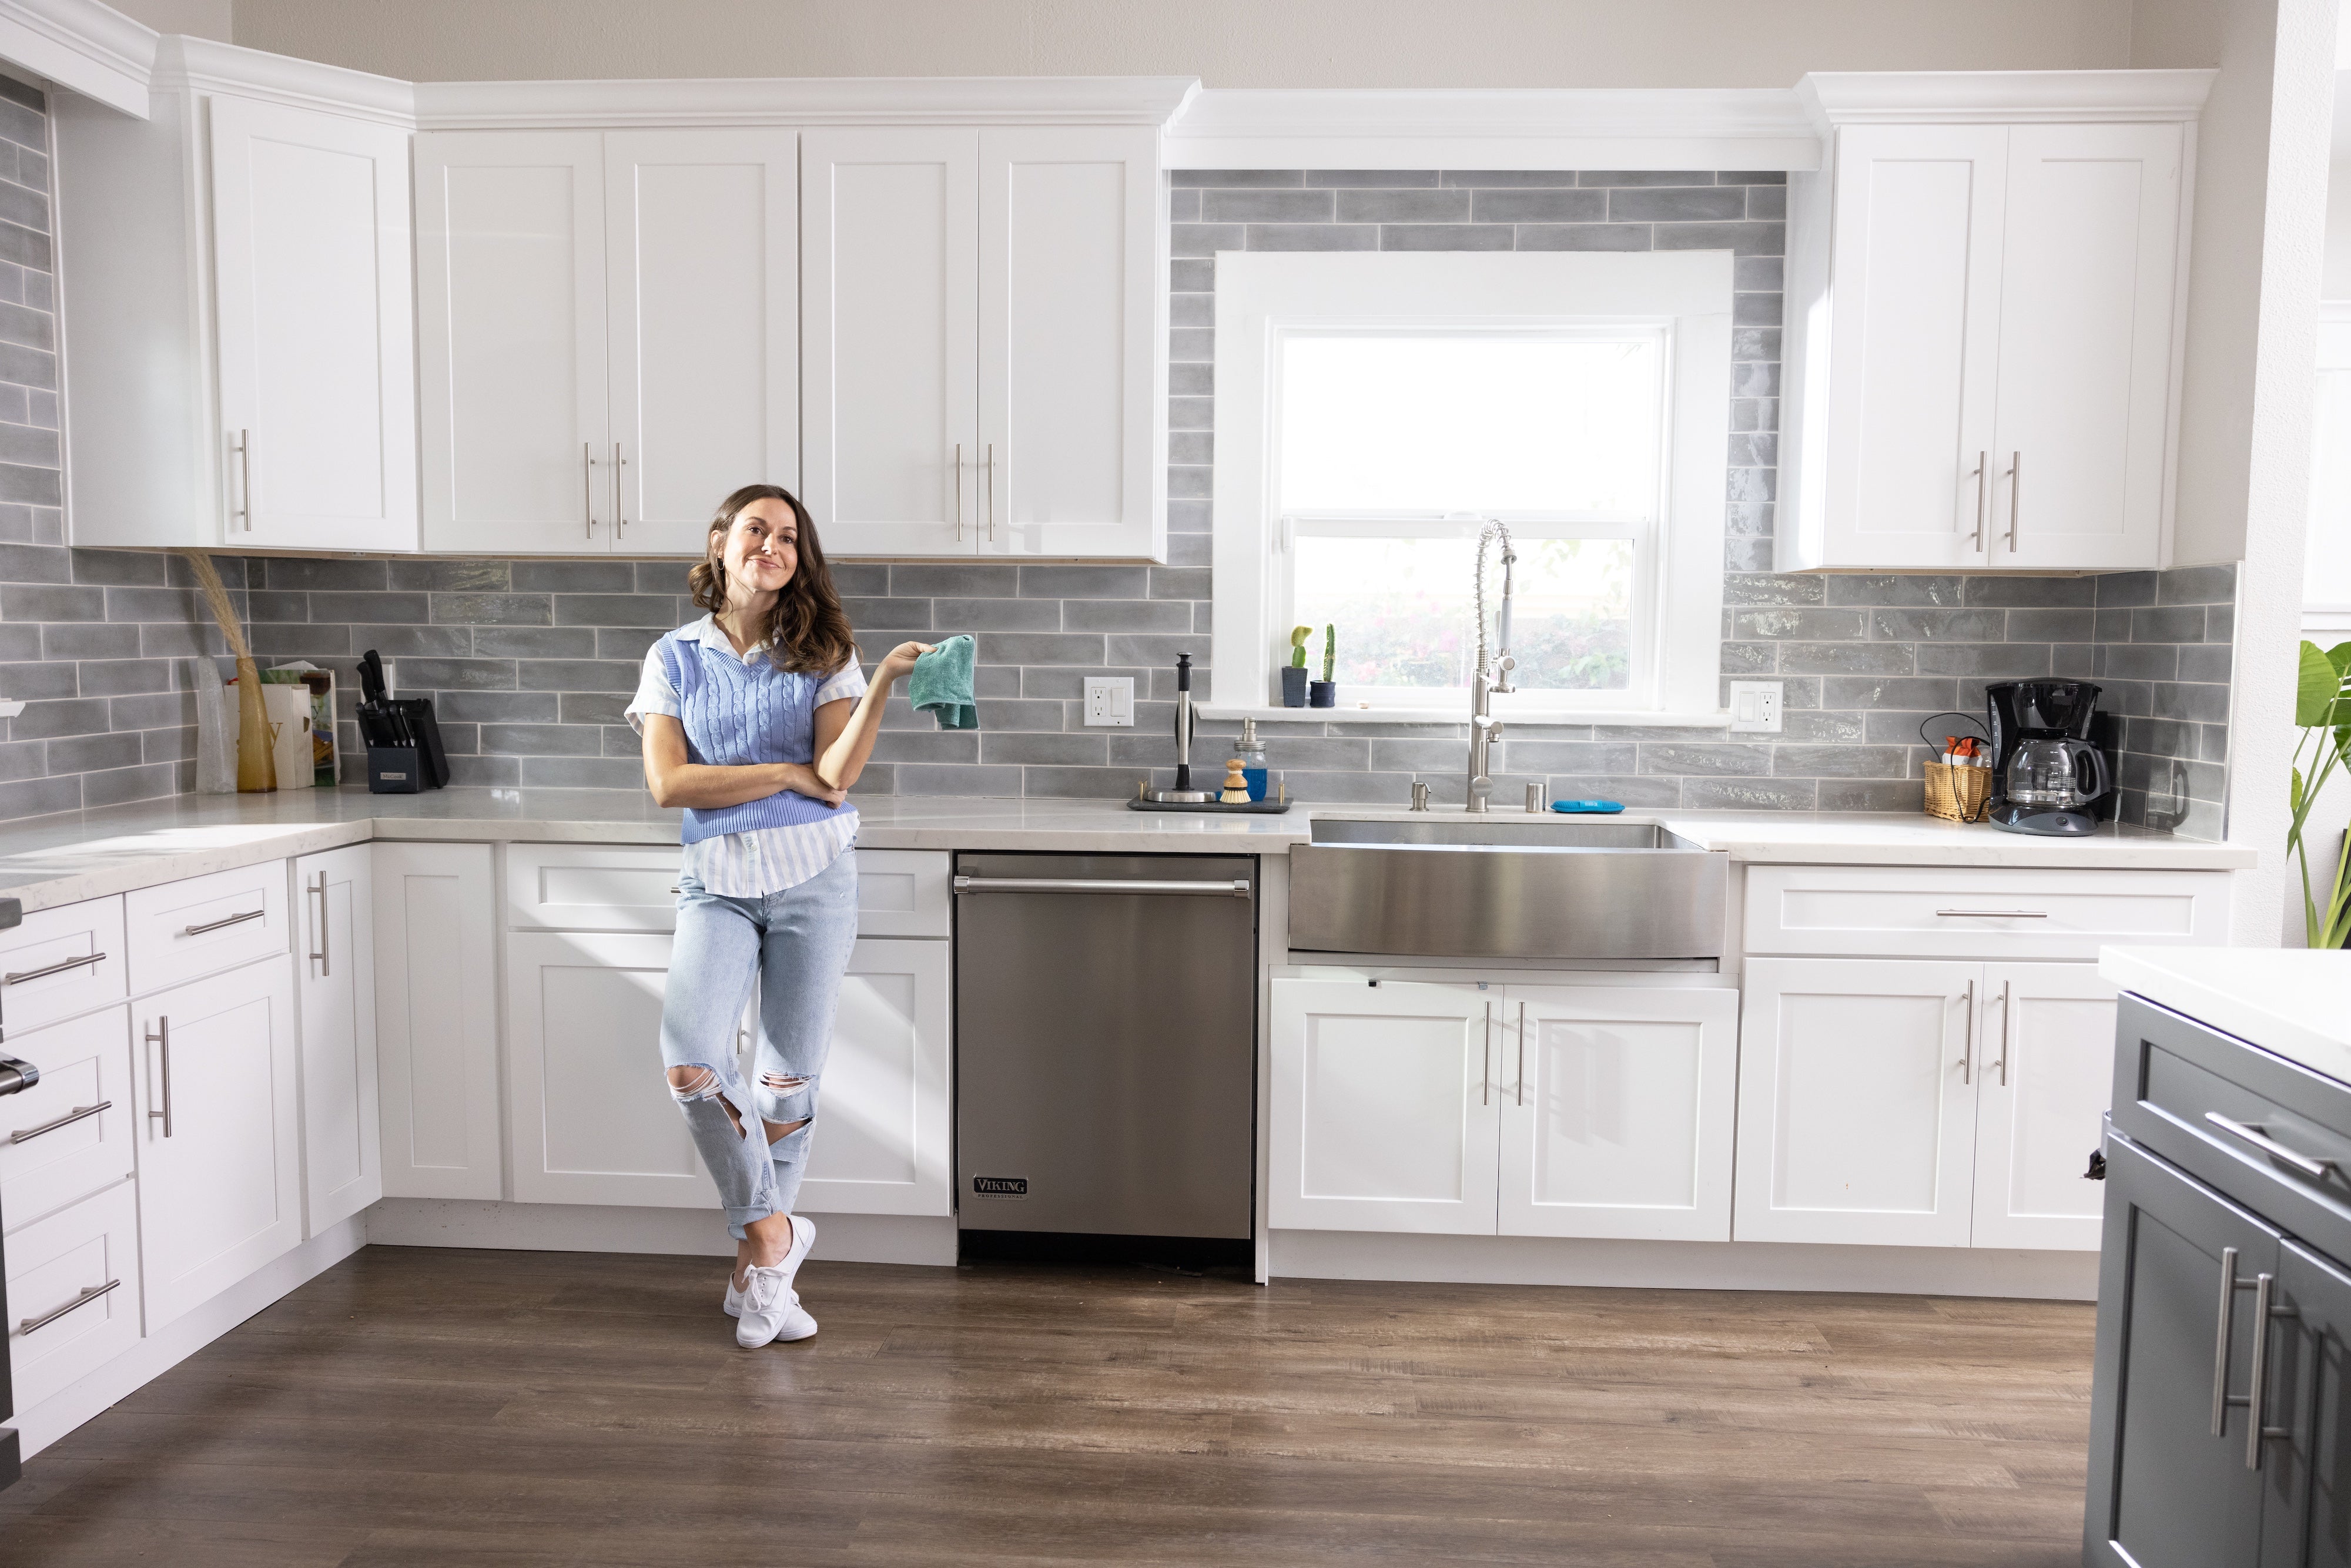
[
  {"xmin": 363, "ymin": 1198, "xmax": 959, "ymax": 1267},
  {"xmin": 12, "ymin": 1214, "xmax": 368, "ymax": 1462},
  {"xmin": 1270, "ymin": 1229, "xmax": 2101, "ymax": 1300}
]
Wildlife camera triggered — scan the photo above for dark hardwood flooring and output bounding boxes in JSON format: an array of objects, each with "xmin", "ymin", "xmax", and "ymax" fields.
[{"xmin": 0, "ymin": 1246, "xmax": 2097, "ymax": 1566}]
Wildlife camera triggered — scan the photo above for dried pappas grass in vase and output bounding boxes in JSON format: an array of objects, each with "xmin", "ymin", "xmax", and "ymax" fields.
[{"xmin": 182, "ymin": 550, "xmax": 275, "ymax": 792}]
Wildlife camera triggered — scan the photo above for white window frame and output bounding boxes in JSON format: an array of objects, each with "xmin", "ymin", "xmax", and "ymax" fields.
[{"xmin": 1208, "ymin": 251, "xmax": 1732, "ymax": 723}]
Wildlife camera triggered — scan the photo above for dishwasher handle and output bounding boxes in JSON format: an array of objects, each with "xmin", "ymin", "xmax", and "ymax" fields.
[{"xmin": 954, "ymin": 875, "xmax": 1251, "ymax": 900}]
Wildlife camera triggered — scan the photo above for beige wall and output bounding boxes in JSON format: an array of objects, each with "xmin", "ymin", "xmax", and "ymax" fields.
[
  {"xmin": 108, "ymin": 0, "xmax": 231, "ymax": 44},
  {"xmin": 226, "ymin": 0, "xmax": 2135, "ymax": 86}
]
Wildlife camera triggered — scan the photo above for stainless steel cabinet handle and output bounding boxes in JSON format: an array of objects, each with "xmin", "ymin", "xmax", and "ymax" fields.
[
  {"xmin": 613, "ymin": 441, "xmax": 627, "ymax": 538},
  {"xmin": 4, "ymin": 950, "xmax": 105, "ymax": 986},
  {"xmin": 2205, "ymin": 1113, "xmax": 2339, "ymax": 1180},
  {"xmin": 953, "ymin": 443, "xmax": 964, "ymax": 542},
  {"xmin": 2213, "ymin": 1245, "xmax": 2241, "ymax": 1435},
  {"xmin": 1515, "ymin": 1001, "xmax": 1527, "ymax": 1107},
  {"xmin": 984, "ymin": 443, "xmax": 996, "ymax": 542},
  {"xmin": 11, "ymin": 1098, "xmax": 109, "ymax": 1144},
  {"xmin": 1958, "ymin": 980, "xmax": 1974, "ymax": 1084},
  {"xmin": 953, "ymin": 876, "xmax": 1250, "ymax": 899},
  {"xmin": 182, "ymin": 909, "xmax": 263, "ymax": 937},
  {"xmin": 1935, "ymin": 909, "xmax": 2048, "ymax": 919},
  {"xmin": 309, "ymin": 872, "xmax": 329, "ymax": 976},
  {"xmin": 1995, "ymin": 980, "xmax": 2012, "ymax": 1087},
  {"xmin": 235, "ymin": 429, "xmax": 253, "ymax": 531},
  {"xmin": 1971, "ymin": 450, "xmax": 1987, "ymax": 551},
  {"xmin": 19, "ymin": 1277, "xmax": 120, "ymax": 1335},
  {"xmin": 1482, "ymin": 1001, "xmax": 1491, "ymax": 1108},
  {"xmin": 584, "ymin": 443, "xmax": 597, "ymax": 537},
  {"xmin": 146, "ymin": 1016, "xmax": 171, "ymax": 1138},
  {"xmin": 2247, "ymin": 1270, "xmax": 2285, "ymax": 1469},
  {"xmin": 2005, "ymin": 451, "xmax": 2021, "ymax": 550}
]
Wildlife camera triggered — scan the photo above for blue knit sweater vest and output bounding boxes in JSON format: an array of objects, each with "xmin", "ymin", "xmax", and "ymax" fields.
[{"xmin": 659, "ymin": 631, "xmax": 853, "ymax": 846}]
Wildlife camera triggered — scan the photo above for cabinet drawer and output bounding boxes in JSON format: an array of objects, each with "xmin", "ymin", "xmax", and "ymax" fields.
[
  {"xmin": 854, "ymin": 850, "xmax": 949, "ymax": 937},
  {"xmin": 0, "ymin": 1007, "xmax": 135, "ymax": 1229},
  {"xmin": 0, "ymin": 895, "xmax": 125, "ymax": 1037},
  {"xmin": 1744, "ymin": 865, "xmax": 2226, "ymax": 959},
  {"xmin": 5, "ymin": 1178, "xmax": 140, "ymax": 1413},
  {"xmin": 2111, "ymin": 994, "xmax": 2351, "ymax": 1268},
  {"xmin": 506, "ymin": 843, "xmax": 681, "ymax": 932},
  {"xmin": 125, "ymin": 862, "xmax": 288, "ymax": 993}
]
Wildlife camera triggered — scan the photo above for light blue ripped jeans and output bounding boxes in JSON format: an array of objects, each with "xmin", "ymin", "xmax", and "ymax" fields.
[{"xmin": 658, "ymin": 848, "xmax": 860, "ymax": 1240}]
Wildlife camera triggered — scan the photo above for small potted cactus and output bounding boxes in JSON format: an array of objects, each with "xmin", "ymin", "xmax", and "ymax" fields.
[
  {"xmin": 1280, "ymin": 625, "xmax": 1312, "ymax": 707},
  {"xmin": 1310, "ymin": 624, "xmax": 1338, "ymax": 708}
]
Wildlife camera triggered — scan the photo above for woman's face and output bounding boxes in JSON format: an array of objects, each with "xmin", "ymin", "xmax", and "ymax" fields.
[{"xmin": 716, "ymin": 498, "xmax": 799, "ymax": 601}]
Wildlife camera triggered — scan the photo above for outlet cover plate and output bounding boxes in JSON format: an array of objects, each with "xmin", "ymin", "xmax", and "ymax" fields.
[
  {"xmin": 1728, "ymin": 680, "xmax": 1783, "ymax": 734},
  {"xmin": 1084, "ymin": 676, "xmax": 1135, "ymax": 728}
]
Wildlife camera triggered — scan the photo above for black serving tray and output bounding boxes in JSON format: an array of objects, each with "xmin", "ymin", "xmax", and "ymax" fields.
[{"xmin": 1126, "ymin": 796, "xmax": 1293, "ymax": 814}]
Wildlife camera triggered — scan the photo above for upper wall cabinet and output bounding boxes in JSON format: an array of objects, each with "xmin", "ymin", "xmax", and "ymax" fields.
[
  {"xmin": 802, "ymin": 125, "xmax": 1164, "ymax": 561},
  {"xmin": 414, "ymin": 129, "xmax": 799, "ymax": 555},
  {"xmin": 1779, "ymin": 72, "xmax": 2211, "ymax": 574},
  {"xmin": 55, "ymin": 45, "xmax": 418, "ymax": 552}
]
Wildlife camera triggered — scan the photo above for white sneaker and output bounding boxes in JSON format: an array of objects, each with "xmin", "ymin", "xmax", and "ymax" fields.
[
  {"xmin": 734, "ymin": 1261, "xmax": 818, "ymax": 1348},
  {"xmin": 722, "ymin": 1214, "xmax": 816, "ymax": 1318}
]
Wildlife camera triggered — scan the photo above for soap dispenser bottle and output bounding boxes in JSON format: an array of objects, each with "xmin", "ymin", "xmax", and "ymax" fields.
[{"xmin": 1238, "ymin": 717, "xmax": 1268, "ymax": 802}]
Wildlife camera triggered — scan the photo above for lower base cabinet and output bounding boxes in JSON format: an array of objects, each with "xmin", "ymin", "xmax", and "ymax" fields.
[
  {"xmin": 1270, "ymin": 977, "xmax": 1739, "ymax": 1240},
  {"xmin": 372, "ymin": 843, "xmax": 502, "ymax": 1200},
  {"xmin": 5, "ymin": 1179, "xmax": 142, "ymax": 1413},
  {"xmin": 296, "ymin": 844, "xmax": 381, "ymax": 1234}
]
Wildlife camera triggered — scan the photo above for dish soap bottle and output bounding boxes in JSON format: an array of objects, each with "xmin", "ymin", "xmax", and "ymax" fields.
[{"xmin": 1238, "ymin": 718, "xmax": 1268, "ymax": 802}]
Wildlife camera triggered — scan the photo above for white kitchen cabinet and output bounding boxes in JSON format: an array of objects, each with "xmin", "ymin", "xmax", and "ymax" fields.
[
  {"xmin": 5, "ymin": 1180, "xmax": 142, "ymax": 1413},
  {"xmin": 0, "ymin": 1007, "xmax": 135, "ymax": 1233},
  {"xmin": 296, "ymin": 845, "xmax": 381, "ymax": 1235},
  {"xmin": 0, "ymin": 896, "xmax": 126, "ymax": 1040},
  {"xmin": 55, "ymin": 47, "xmax": 418, "ymax": 552},
  {"xmin": 1781, "ymin": 74, "xmax": 2203, "ymax": 573},
  {"xmin": 372, "ymin": 843, "xmax": 502, "ymax": 1201},
  {"xmin": 1498, "ymin": 986, "xmax": 1739, "ymax": 1243},
  {"xmin": 799, "ymin": 937, "xmax": 952, "ymax": 1217},
  {"xmin": 1270, "ymin": 978, "xmax": 1500, "ymax": 1235},
  {"xmin": 1969, "ymin": 962, "xmax": 2116, "ymax": 1251},
  {"xmin": 133, "ymin": 957, "xmax": 301, "ymax": 1332},
  {"xmin": 1733, "ymin": 957, "xmax": 1981, "ymax": 1248}
]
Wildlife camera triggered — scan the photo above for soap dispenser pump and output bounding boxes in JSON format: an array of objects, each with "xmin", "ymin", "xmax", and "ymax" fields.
[{"xmin": 1238, "ymin": 717, "xmax": 1268, "ymax": 802}]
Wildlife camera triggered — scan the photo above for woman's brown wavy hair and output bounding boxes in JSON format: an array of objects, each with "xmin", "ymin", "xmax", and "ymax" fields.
[{"xmin": 686, "ymin": 484, "xmax": 859, "ymax": 676}]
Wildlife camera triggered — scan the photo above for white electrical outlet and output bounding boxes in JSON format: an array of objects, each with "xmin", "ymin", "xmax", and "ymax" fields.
[
  {"xmin": 1083, "ymin": 676, "xmax": 1135, "ymax": 728},
  {"xmin": 1728, "ymin": 679, "xmax": 1783, "ymax": 734}
]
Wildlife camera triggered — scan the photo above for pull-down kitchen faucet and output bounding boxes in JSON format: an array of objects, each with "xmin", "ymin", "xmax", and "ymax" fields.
[{"xmin": 1466, "ymin": 520, "xmax": 1516, "ymax": 813}]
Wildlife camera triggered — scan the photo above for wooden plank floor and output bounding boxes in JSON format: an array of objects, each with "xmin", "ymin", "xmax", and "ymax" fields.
[{"xmin": 0, "ymin": 1246, "xmax": 2096, "ymax": 1566}]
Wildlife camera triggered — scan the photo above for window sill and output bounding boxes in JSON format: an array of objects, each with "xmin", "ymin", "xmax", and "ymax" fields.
[{"xmin": 1195, "ymin": 703, "xmax": 1732, "ymax": 728}]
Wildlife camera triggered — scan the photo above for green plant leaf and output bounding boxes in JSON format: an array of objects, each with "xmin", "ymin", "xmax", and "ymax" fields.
[
  {"xmin": 2298, "ymin": 641, "xmax": 2347, "ymax": 727},
  {"xmin": 2293, "ymin": 766, "xmax": 2308, "ymax": 816}
]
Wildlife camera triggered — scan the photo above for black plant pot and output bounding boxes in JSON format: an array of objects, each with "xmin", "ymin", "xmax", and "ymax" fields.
[
  {"xmin": 1308, "ymin": 680, "xmax": 1337, "ymax": 708},
  {"xmin": 1280, "ymin": 666, "xmax": 1309, "ymax": 707}
]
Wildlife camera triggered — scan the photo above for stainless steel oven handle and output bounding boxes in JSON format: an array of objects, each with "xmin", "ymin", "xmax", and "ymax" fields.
[
  {"xmin": 11, "ymin": 1099, "xmax": 109, "ymax": 1144},
  {"xmin": 4, "ymin": 950, "xmax": 105, "ymax": 986},
  {"xmin": 19, "ymin": 1277, "xmax": 120, "ymax": 1335},
  {"xmin": 953, "ymin": 876, "xmax": 1250, "ymax": 899},
  {"xmin": 2206, "ymin": 1112, "xmax": 2339, "ymax": 1180}
]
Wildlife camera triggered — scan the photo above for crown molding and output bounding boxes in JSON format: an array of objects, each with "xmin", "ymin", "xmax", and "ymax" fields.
[
  {"xmin": 1161, "ymin": 88, "xmax": 1822, "ymax": 171},
  {"xmin": 1798, "ymin": 69, "xmax": 2216, "ymax": 130},
  {"xmin": 413, "ymin": 74, "xmax": 1198, "ymax": 131},
  {"xmin": 152, "ymin": 34, "xmax": 414, "ymax": 126},
  {"xmin": 0, "ymin": 0, "xmax": 156, "ymax": 118}
]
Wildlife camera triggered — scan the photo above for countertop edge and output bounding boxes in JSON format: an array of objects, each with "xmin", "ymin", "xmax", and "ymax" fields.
[{"xmin": 2101, "ymin": 946, "xmax": 2351, "ymax": 1084}]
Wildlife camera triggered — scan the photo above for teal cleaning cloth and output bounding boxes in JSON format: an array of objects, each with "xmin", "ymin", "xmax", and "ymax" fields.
[{"xmin": 908, "ymin": 634, "xmax": 978, "ymax": 730}]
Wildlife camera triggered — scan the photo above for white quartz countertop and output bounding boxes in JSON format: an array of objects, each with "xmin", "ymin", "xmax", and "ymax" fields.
[
  {"xmin": 0, "ymin": 787, "xmax": 2254, "ymax": 913},
  {"xmin": 2101, "ymin": 947, "xmax": 2351, "ymax": 1084}
]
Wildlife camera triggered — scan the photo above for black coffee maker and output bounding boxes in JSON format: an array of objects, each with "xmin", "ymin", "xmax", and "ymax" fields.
[{"xmin": 1985, "ymin": 680, "xmax": 2111, "ymax": 836}]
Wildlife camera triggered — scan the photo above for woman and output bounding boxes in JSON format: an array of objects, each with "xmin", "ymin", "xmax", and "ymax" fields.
[{"xmin": 626, "ymin": 483, "xmax": 931, "ymax": 1349}]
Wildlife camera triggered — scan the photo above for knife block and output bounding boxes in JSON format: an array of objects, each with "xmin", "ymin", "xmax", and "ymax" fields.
[
  {"xmin": 359, "ymin": 697, "xmax": 451, "ymax": 792},
  {"xmin": 367, "ymin": 746, "xmax": 425, "ymax": 793}
]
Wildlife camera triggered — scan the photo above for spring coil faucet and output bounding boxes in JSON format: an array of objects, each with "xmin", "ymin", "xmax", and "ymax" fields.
[{"xmin": 1466, "ymin": 520, "xmax": 1517, "ymax": 813}]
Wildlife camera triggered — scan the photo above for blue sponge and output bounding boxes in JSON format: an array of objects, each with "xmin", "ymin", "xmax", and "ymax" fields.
[{"xmin": 1549, "ymin": 799, "xmax": 1626, "ymax": 814}]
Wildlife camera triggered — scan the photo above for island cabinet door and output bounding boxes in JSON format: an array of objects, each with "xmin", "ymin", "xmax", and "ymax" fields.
[
  {"xmin": 2085, "ymin": 1133, "xmax": 2276, "ymax": 1568},
  {"xmin": 1269, "ymin": 978, "xmax": 1499, "ymax": 1235},
  {"xmin": 1970, "ymin": 961, "xmax": 2116, "ymax": 1251},
  {"xmin": 296, "ymin": 843, "xmax": 380, "ymax": 1235},
  {"xmin": 1733, "ymin": 957, "xmax": 1981, "ymax": 1247},
  {"xmin": 1497, "ymin": 985, "xmax": 1738, "ymax": 1242},
  {"xmin": 372, "ymin": 843, "xmax": 501, "ymax": 1200},
  {"xmin": 797, "ymin": 937, "xmax": 952, "ymax": 1218},
  {"xmin": 2262, "ymin": 1239, "xmax": 2351, "ymax": 1568}
]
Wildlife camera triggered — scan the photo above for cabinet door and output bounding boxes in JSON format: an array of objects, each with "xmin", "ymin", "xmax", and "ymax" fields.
[
  {"xmin": 801, "ymin": 128, "xmax": 980, "ymax": 556},
  {"xmin": 296, "ymin": 843, "xmax": 380, "ymax": 1234},
  {"xmin": 135, "ymin": 958, "xmax": 301, "ymax": 1333},
  {"xmin": 5, "ymin": 1180, "xmax": 141, "ymax": 1416},
  {"xmin": 1818, "ymin": 123, "xmax": 2007, "ymax": 569},
  {"xmin": 2085, "ymin": 1133, "xmax": 2275, "ymax": 1568},
  {"xmin": 1270, "ymin": 977, "xmax": 1499, "ymax": 1235},
  {"xmin": 1498, "ymin": 985, "xmax": 1738, "ymax": 1242},
  {"xmin": 209, "ymin": 96, "xmax": 417, "ymax": 553},
  {"xmin": 416, "ymin": 130, "xmax": 612, "ymax": 553},
  {"xmin": 978, "ymin": 126, "xmax": 1159, "ymax": 559},
  {"xmin": 1733, "ymin": 957, "xmax": 1981, "ymax": 1247},
  {"xmin": 1990, "ymin": 123, "xmax": 2181, "ymax": 571},
  {"xmin": 2263, "ymin": 1239, "xmax": 2351, "ymax": 1568},
  {"xmin": 604, "ymin": 129, "xmax": 799, "ymax": 555},
  {"xmin": 371, "ymin": 843, "xmax": 501, "ymax": 1200},
  {"xmin": 1972, "ymin": 962, "xmax": 2116, "ymax": 1251},
  {"xmin": 798, "ymin": 937, "xmax": 950, "ymax": 1217},
  {"xmin": 0, "ymin": 1006, "xmax": 135, "ymax": 1231}
]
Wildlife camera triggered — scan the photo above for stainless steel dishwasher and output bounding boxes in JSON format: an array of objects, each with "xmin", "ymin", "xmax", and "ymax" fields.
[{"xmin": 954, "ymin": 852, "xmax": 1255, "ymax": 1245}]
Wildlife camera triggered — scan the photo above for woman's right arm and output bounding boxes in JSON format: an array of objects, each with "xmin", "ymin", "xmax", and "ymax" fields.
[{"xmin": 639, "ymin": 714, "xmax": 845, "ymax": 810}]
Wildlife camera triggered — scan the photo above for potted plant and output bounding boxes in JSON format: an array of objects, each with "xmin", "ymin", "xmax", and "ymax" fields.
[
  {"xmin": 1310, "ymin": 624, "xmax": 1338, "ymax": 708},
  {"xmin": 2291, "ymin": 638, "xmax": 2351, "ymax": 949},
  {"xmin": 1280, "ymin": 625, "xmax": 1311, "ymax": 707}
]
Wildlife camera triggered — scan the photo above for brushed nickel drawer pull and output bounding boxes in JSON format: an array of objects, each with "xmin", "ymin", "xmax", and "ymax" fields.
[
  {"xmin": 1958, "ymin": 979, "xmax": 1974, "ymax": 1084},
  {"xmin": 2006, "ymin": 450, "xmax": 2021, "ymax": 550},
  {"xmin": 1481, "ymin": 1001, "xmax": 1491, "ymax": 1108},
  {"xmin": 182, "ymin": 909, "xmax": 263, "ymax": 937},
  {"xmin": 1971, "ymin": 450, "xmax": 1988, "ymax": 551},
  {"xmin": 309, "ymin": 872, "xmax": 330, "ymax": 976},
  {"xmin": 19, "ymin": 1276, "xmax": 120, "ymax": 1335},
  {"xmin": 147, "ymin": 1016, "xmax": 171, "ymax": 1138},
  {"xmin": 2206, "ymin": 1113, "xmax": 2338, "ymax": 1180},
  {"xmin": 11, "ymin": 1099, "xmax": 110, "ymax": 1144},
  {"xmin": 4, "ymin": 950, "xmax": 106, "ymax": 986},
  {"xmin": 1516, "ymin": 1001, "xmax": 1527, "ymax": 1108},
  {"xmin": 1934, "ymin": 909, "xmax": 2048, "ymax": 919},
  {"xmin": 2213, "ymin": 1245, "xmax": 2241, "ymax": 1435}
]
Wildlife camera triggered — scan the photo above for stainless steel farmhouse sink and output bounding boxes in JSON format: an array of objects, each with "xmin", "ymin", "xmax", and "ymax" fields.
[{"xmin": 1287, "ymin": 817, "xmax": 1727, "ymax": 961}]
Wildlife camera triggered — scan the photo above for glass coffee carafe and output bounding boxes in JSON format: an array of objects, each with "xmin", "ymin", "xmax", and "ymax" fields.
[{"xmin": 2004, "ymin": 735, "xmax": 2110, "ymax": 811}]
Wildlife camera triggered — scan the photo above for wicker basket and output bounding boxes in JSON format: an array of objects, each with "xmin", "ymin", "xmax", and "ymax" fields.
[{"xmin": 1924, "ymin": 760, "xmax": 1993, "ymax": 823}]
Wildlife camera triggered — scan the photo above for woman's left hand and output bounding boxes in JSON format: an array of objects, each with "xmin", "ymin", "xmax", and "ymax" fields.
[{"xmin": 875, "ymin": 641, "xmax": 935, "ymax": 684}]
